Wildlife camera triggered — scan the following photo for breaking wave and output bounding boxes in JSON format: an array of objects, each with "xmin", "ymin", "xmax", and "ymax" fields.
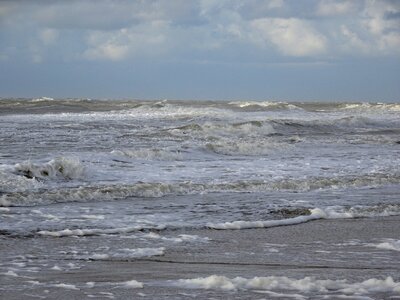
[
  {"xmin": 205, "ymin": 139, "xmax": 291, "ymax": 156},
  {"xmin": 12, "ymin": 157, "xmax": 85, "ymax": 180},
  {"xmin": 26, "ymin": 204, "xmax": 400, "ymax": 239},
  {"xmin": 207, "ymin": 204, "xmax": 400, "ymax": 230},
  {"xmin": 111, "ymin": 149, "xmax": 182, "ymax": 161},
  {"xmin": 1, "ymin": 172, "xmax": 400, "ymax": 206},
  {"xmin": 228, "ymin": 101, "xmax": 301, "ymax": 111},
  {"xmin": 168, "ymin": 120, "xmax": 275, "ymax": 137}
]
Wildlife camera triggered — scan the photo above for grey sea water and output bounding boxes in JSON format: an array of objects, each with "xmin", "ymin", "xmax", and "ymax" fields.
[{"xmin": 1, "ymin": 98, "xmax": 400, "ymax": 299}]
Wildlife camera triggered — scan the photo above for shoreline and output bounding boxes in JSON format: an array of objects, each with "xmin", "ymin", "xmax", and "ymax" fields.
[{"xmin": 1, "ymin": 216, "xmax": 400, "ymax": 299}]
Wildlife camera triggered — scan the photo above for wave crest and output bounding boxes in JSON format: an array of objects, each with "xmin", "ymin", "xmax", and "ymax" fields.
[
  {"xmin": 2, "ymin": 172, "xmax": 400, "ymax": 206},
  {"xmin": 13, "ymin": 157, "xmax": 84, "ymax": 180}
]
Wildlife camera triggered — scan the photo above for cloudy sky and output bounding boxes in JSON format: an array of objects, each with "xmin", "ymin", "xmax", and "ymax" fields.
[{"xmin": 0, "ymin": 0, "xmax": 399, "ymax": 101}]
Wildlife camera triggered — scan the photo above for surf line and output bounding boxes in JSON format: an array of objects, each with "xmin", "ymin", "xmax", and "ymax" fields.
[{"xmin": 206, "ymin": 208, "xmax": 326, "ymax": 230}]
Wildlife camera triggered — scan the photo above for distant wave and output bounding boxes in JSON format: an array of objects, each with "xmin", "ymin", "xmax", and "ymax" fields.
[{"xmin": 1, "ymin": 98, "xmax": 400, "ymax": 115}]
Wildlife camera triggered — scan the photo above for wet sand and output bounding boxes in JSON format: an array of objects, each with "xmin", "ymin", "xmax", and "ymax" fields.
[{"xmin": 1, "ymin": 216, "xmax": 400, "ymax": 299}]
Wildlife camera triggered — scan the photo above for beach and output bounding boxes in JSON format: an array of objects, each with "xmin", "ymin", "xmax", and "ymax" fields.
[
  {"xmin": 1, "ymin": 98, "xmax": 400, "ymax": 299},
  {"xmin": 1, "ymin": 215, "xmax": 400, "ymax": 299}
]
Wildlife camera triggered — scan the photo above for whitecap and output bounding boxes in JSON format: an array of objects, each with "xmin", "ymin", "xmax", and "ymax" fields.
[{"xmin": 11, "ymin": 157, "xmax": 85, "ymax": 181}]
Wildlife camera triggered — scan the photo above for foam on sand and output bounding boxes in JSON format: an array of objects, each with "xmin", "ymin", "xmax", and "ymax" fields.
[
  {"xmin": 122, "ymin": 279, "xmax": 144, "ymax": 288},
  {"xmin": 174, "ymin": 275, "xmax": 400, "ymax": 295},
  {"xmin": 89, "ymin": 247, "xmax": 165, "ymax": 260}
]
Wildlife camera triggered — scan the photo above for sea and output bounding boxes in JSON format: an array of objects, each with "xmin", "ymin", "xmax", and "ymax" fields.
[{"xmin": 1, "ymin": 98, "xmax": 400, "ymax": 299}]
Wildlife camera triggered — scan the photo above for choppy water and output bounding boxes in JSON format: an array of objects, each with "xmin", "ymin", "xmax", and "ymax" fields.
[{"xmin": 1, "ymin": 98, "xmax": 400, "ymax": 298}]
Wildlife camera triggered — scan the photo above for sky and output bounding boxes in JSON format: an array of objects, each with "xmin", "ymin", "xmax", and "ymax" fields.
[{"xmin": 0, "ymin": 0, "xmax": 399, "ymax": 102}]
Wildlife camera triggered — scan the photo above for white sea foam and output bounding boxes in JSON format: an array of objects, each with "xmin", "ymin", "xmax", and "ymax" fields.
[
  {"xmin": 208, "ymin": 208, "xmax": 325, "ymax": 229},
  {"xmin": 3, "ymin": 270, "xmax": 18, "ymax": 277},
  {"xmin": 89, "ymin": 247, "xmax": 165, "ymax": 260},
  {"xmin": 174, "ymin": 275, "xmax": 400, "ymax": 295},
  {"xmin": 340, "ymin": 102, "xmax": 400, "ymax": 112},
  {"xmin": 207, "ymin": 205, "xmax": 400, "ymax": 230},
  {"xmin": 31, "ymin": 97, "xmax": 54, "ymax": 102},
  {"xmin": 372, "ymin": 239, "xmax": 400, "ymax": 252},
  {"xmin": 111, "ymin": 149, "xmax": 182, "ymax": 161},
  {"xmin": 122, "ymin": 280, "xmax": 144, "ymax": 288},
  {"xmin": 0, "ymin": 167, "xmax": 43, "ymax": 195},
  {"xmin": 170, "ymin": 121, "xmax": 275, "ymax": 138},
  {"xmin": 228, "ymin": 101, "xmax": 299, "ymax": 110},
  {"xmin": 38, "ymin": 224, "xmax": 165, "ymax": 237},
  {"xmin": 51, "ymin": 283, "xmax": 79, "ymax": 290},
  {"xmin": 205, "ymin": 139, "xmax": 287, "ymax": 156},
  {"xmin": 13, "ymin": 157, "xmax": 84, "ymax": 180},
  {"xmin": 143, "ymin": 233, "xmax": 210, "ymax": 243}
]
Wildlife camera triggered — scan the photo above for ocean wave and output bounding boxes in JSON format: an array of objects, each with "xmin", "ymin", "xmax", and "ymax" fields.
[
  {"xmin": 228, "ymin": 101, "xmax": 301, "ymax": 111},
  {"xmin": 31, "ymin": 97, "xmax": 55, "ymax": 102},
  {"xmin": 169, "ymin": 120, "xmax": 275, "ymax": 138},
  {"xmin": 111, "ymin": 149, "xmax": 182, "ymax": 161},
  {"xmin": 12, "ymin": 157, "xmax": 85, "ymax": 181},
  {"xmin": 2, "ymin": 99, "xmax": 400, "ymax": 117},
  {"xmin": 2, "ymin": 173, "xmax": 400, "ymax": 206},
  {"xmin": 271, "ymin": 116, "xmax": 396, "ymax": 133},
  {"xmin": 205, "ymin": 139, "xmax": 290, "ymax": 156},
  {"xmin": 173, "ymin": 275, "xmax": 400, "ymax": 294},
  {"xmin": 207, "ymin": 204, "xmax": 400, "ymax": 230},
  {"xmin": 339, "ymin": 102, "xmax": 400, "ymax": 112}
]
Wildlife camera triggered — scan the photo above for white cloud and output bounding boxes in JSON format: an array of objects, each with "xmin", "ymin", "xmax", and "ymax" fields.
[
  {"xmin": 360, "ymin": 0, "xmax": 400, "ymax": 54},
  {"xmin": 316, "ymin": 0, "xmax": 356, "ymax": 16},
  {"xmin": 39, "ymin": 28, "xmax": 58, "ymax": 45},
  {"xmin": 84, "ymin": 43, "xmax": 129, "ymax": 61},
  {"xmin": 250, "ymin": 18, "xmax": 328, "ymax": 56},
  {"xmin": 340, "ymin": 25, "xmax": 370, "ymax": 53},
  {"xmin": 83, "ymin": 21, "xmax": 169, "ymax": 61},
  {"xmin": 0, "ymin": 0, "xmax": 399, "ymax": 64}
]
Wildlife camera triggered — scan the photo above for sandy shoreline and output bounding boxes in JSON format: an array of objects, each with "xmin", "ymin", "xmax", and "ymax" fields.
[{"xmin": 1, "ymin": 216, "xmax": 400, "ymax": 299}]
